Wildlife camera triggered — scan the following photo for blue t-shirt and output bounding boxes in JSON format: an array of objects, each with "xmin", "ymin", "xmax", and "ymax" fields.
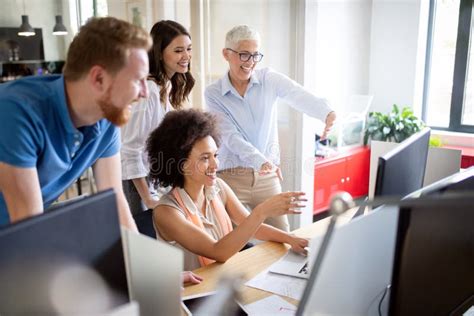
[{"xmin": 0, "ymin": 75, "xmax": 120, "ymax": 226}]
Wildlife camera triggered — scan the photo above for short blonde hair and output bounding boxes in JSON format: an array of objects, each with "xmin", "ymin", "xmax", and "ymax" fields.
[
  {"xmin": 63, "ymin": 17, "xmax": 152, "ymax": 81},
  {"xmin": 225, "ymin": 25, "xmax": 260, "ymax": 49}
]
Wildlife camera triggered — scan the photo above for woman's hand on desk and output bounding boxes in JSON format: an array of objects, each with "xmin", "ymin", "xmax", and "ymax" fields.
[
  {"xmin": 182, "ymin": 271, "xmax": 203, "ymax": 285},
  {"xmin": 287, "ymin": 235, "xmax": 309, "ymax": 256}
]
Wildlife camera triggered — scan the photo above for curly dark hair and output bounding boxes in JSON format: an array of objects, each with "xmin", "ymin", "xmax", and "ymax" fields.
[
  {"xmin": 147, "ymin": 109, "xmax": 220, "ymax": 188},
  {"xmin": 148, "ymin": 20, "xmax": 195, "ymax": 109}
]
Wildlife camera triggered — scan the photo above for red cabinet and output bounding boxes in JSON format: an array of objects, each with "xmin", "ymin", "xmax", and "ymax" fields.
[{"xmin": 313, "ymin": 146, "xmax": 370, "ymax": 214}]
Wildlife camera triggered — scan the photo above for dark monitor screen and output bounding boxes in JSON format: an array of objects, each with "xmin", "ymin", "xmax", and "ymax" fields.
[
  {"xmin": 389, "ymin": 194, "xmax": 474, "ymax": 315},
  {"xmin": 0, "ymin": 190, "xmax": 129, "ymax": 314},
  {"xmin": 374, "ymin": 128, "xmax": 431, "ymax": 198},
  {"xmin": 0, "ymin": 27, "xmax": 45, "ymax": 62}
]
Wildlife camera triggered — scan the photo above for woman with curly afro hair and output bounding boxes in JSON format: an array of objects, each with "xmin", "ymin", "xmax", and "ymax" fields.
[{"xmin": 147, "ymin": 109, "xmax": 309, "ymax": 270}]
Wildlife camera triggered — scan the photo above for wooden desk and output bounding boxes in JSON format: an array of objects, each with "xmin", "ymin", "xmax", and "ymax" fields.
[{"xmin": 183, "ymin": 212, "xmax": 354, "ymax": 306}]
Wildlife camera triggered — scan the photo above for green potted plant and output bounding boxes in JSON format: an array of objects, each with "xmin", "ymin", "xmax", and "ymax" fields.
[{"xmin": 364, "ymin": 104, "xmax": 425, "ymax": 144}]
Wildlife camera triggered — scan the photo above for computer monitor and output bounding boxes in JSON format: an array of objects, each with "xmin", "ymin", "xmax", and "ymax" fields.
[
  {"xmin": 0, "ymin": 190, "xmax": 129, "ymax": 314},
  {"xmin": 374, "ymin": 128, "xmax": 431, "ymax": 198},
  {"xmin": 389, "ymin": 194, "xmax": 474, "ymax": 315},
  {"xmin": 297, "ymin": 204, "xmax": 399, "ymax": 315},
  {"xmin": 121, "ymin": 228, "xmax": 183, "ymax": 316}
]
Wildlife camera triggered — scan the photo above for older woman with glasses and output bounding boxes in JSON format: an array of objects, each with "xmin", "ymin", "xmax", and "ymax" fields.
[{"xmin": 205, "ymin": 25, "xmax": 336, "ymax": 232}]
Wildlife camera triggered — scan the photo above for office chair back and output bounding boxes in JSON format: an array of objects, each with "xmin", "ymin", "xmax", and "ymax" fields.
[{"xmin": 133, "ymin": 209, "xmax": 156, "ymax": 239}]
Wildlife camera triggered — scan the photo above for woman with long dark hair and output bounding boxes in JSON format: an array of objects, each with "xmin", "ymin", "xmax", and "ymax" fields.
[{"xmin": 121, "ymin": 20, "xmax": 194, "ymax": 215}]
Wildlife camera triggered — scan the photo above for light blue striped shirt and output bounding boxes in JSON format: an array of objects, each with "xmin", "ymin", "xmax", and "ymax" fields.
[{"xmin": 205, "ymin": 67, "xmax": 332, "ymax": 170}]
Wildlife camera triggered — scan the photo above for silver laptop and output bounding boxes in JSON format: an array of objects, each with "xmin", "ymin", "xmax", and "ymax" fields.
[
  {"xmin": 121, "ymin": 228, "xmax": 183, "ymax": 316},
  {"xmin": 268, "ymin": 249, "xmax": 311, "ymax": 279},
  {"xmin": 268, "ymin": 233, "xmax": 326, "ymax": 280}
]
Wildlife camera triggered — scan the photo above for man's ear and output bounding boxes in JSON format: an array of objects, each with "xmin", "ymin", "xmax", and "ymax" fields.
[{"xmin": 88, "ymin": 65, "xmax": 110, "ymax": 93}]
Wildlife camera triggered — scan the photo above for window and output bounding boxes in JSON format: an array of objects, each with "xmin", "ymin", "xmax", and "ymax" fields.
[
  {"xmin": 423, "ymin": 0, "xmax": 473, "ymax": 133},
  {"xmin": 76, "ymin": 0, "xmax": 108, "ymax": 27}
]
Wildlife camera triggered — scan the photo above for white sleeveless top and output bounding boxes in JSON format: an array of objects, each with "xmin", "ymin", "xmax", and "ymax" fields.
[{"xmin": 154, "ymin": 179, "xmax": 228, "ymax": 270}]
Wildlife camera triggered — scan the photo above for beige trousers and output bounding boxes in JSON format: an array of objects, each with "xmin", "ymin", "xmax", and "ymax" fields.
[{"xmin": 218, "ymin": 168, "xmax": 290, "ymax": 232}]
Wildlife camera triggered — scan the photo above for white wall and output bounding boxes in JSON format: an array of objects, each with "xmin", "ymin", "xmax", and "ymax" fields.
[
  {"xmin": 310, "ymin": 0, "xmax": 372, "ymax": 111},
  {"xmin": 301, "ymin": 0, "xmax": 372, "ymax": 135},
  {"xmin": 106, "ymin": 1, "xmax": 127, "ymax": 22},
  {"xmin": 0, "ymin": 0, "xmax": 67, "ymax": 61},
  {"xmin": 295, "ymin": 0, "xmax": 428, "ymax": 118},
  {"xmin": 107, "ymin": 0, "xmax": 158, "ymax": 32},
  {"xmin": 368, "ymin": 0, "xmax": 425, "ymax": 114},
  {"xmin": 206, "ymin": 0, "xmax": 292, "ymax": 83},
  {"xmin": 291, "ymin": 0, "xmax": 374, "ymax": 155}
]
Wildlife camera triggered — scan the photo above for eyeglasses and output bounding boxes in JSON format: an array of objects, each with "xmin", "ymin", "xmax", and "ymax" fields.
[{"xmin": 226, "ymin": 48, "xmax": 264, "ymax": 62}]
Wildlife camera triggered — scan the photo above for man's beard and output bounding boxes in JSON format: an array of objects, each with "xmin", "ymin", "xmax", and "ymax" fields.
[{"xmin": 98, "ymin": 87, "xmax": 132, "ymax": 127}]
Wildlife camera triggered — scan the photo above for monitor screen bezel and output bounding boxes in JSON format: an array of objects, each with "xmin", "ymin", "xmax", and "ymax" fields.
[{"xmin": 0, "ymin": 190, "xmax": 130, "ymax": 313}]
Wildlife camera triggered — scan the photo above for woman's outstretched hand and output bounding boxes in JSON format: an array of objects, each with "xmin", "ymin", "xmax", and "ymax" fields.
[{"xmin": 255, "ymin": 191, "xmax": 307, "ymax": 218}]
